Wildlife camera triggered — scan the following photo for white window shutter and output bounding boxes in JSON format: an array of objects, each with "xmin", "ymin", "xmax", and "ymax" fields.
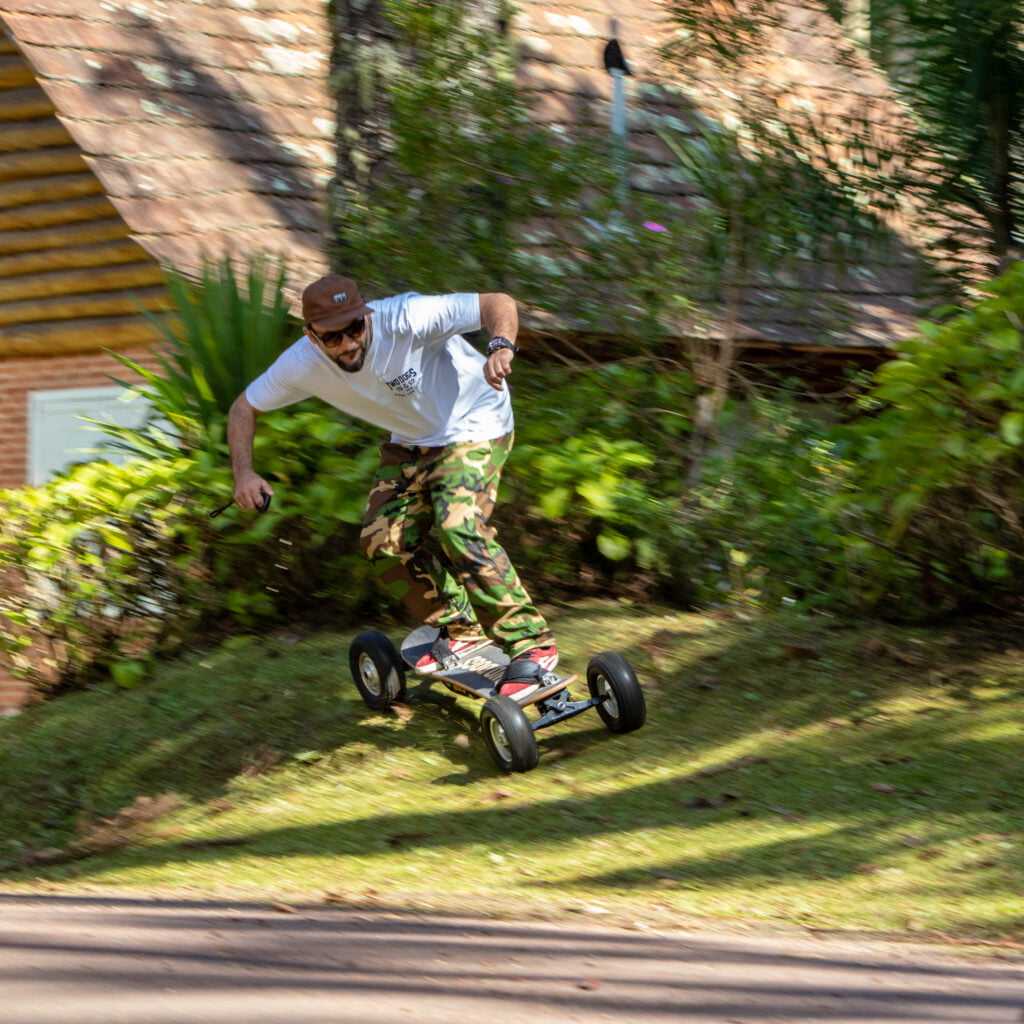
[{"xmin": 28, "ymin": 386, "xmax": 152, "ymax": 486}]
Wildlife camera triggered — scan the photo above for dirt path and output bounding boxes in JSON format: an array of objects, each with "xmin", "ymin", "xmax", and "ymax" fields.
[{"xmin": 1, "ymin": 893, "xmax": 1021, "ymax": 1023}]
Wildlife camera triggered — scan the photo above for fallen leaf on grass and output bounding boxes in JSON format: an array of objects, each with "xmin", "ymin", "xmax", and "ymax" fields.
[
  {"xmin": 391, "ymin": 704, "xmax": 415, "ymax": 723},
  {"xmin": 453, "ymin": 734, "xmax": 470, "ymax": 749},
  {"xmin": 860, "ymin": 637, "xmax": 921, "ymax": 664},
  {"xmin": 386, "ymin": 832, "xmax": 429, "ymax": 848},
  {"xmin": 272, "ymin": 902, "xmax": 297, "ymax": 914},
  {"xmin": 176, "ymin": 836, "xmax": 250, "ymax": 850},
  {"xmin": 769, "ymin": 806, "xmax": 805, "ymax": 822},
  {"xmin": 900, "ymin": 835, "xmax": 928, "ymax": 848},
  {"xmin": 871, "ymin": 782, "xmax": 897, "ymax": 794},
  {"xmin": 685, "ymin": 795, "xmax": 717, "ymax": 810},
  {"xmin": 684, "ymin": 792, "xmax": 739, "ymax": 810},
  {"xmin": 545, "ymin": 747, "xmax": 578, "ymax": 764},
  {"xmin": 877, "ymin": 754, "xmax": 914, "ymax": 766},
  {"xmin": 240, "ymin": 746, "xmax": 281, "ymax": 777},
  {"xmin": 488, "ymin": 788, "xmax": 514, "ymax": 801},
  {"xmin": 782, "ymin": 643, "xmax": 820, "ymax": 660},
  {"xmin": 691, "ymin": 755, "xmax": 768, "ymax": 780},
  {"xmin": 20, "ymin": 847, "xmax": 65, "ymax": 867}
]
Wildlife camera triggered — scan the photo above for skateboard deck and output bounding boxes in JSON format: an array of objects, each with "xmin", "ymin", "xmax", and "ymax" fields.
[{"xmin": 400, "ymin": 626, "xmax": 576, "ymax": 706}]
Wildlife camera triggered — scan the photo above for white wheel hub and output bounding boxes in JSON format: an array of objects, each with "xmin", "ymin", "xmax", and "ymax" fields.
[
  {"xmin": 488, "ymin": 717, "xmax": 512, "ymax": 762},
  {"xmin": 595, "ymin": 674, "xmax": 619, "ymax": 718},
  {"xmin": 359, "ymin": 652, "xmax": 382, "ymax": 697}
]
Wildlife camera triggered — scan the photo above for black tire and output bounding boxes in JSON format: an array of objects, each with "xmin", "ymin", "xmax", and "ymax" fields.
[
  {"xmin": 587, "ymin": 652, "xmax": 646, "ymax": 734},
  {"xmin": 349, "ymin": 630, "xmax": 406, "ymax": 710},
  {"xmin": 480, "ymin": 697, "xmax": 540, "ymax": 773}
]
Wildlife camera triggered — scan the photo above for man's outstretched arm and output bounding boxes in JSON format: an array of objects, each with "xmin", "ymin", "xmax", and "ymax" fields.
[{"xmin": 228, "ymin": 393, "xmax": 274, "ymax": 509}]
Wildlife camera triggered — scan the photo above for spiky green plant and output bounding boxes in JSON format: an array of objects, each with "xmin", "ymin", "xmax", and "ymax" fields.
[{"xmin": 105, "ymin": 254, "xmax": 300, "ymax": 454}]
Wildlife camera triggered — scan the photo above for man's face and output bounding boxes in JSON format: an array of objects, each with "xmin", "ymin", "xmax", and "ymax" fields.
[{"xmin": 311, "ymin": 315, "xmax": 372, "ymax": 373}]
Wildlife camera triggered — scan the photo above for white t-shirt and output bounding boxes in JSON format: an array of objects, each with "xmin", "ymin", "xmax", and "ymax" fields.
[{"xmin": 245, "ymin": 292, "xmax": 514, "ymax": 447}]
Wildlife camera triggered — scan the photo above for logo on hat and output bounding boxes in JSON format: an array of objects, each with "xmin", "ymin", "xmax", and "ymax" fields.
[{"xmin": 333, "ymin": 292, "xmax": 348, "ymax": 304}]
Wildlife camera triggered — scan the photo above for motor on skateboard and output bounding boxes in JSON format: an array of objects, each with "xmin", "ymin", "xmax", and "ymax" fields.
[{"xmin": 348, "ymin": 625, "xmax": 646, "ymax": 773}]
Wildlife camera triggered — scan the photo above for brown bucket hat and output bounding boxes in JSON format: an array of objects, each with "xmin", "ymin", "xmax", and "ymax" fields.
[{"xmin": 302, "ymin": 274, "xmax": 372, "ymax": 332}]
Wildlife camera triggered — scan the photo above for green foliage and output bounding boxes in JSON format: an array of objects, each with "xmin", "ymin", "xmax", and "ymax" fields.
[
  {"xmin": 0, "ymin": 407, "xmax": 383, "ymax": 698},
  {"xmin": 869, "ymin": 0, "xmax": 1024, "ymax": 261},
  {"xmin": 664, "ymin": 398, "xmax": 853, "ymax": 609},
  {"xmin": 659, "ymin": 117, "xmax": 882, "ymax": 300},
  {"xmin": 503, "ymin": 363, "xmax": 694, "ymax": 589},
  {"xmin": 0, "ymin": 459, "xmax": 208, "ymax": 695},
  {"xmin": 839, "ymin": 262, "xmax": 1024, "ymax": 611},
  {"xmin": 108, "ymin": 254, "xmax": 299, "ymax": 453},
  {"xmin": 337, "ymin": 0, "xmax": 690, "ymax": 346},
  {"xmin": 16, "ymin": 261, "xmax": 1024, "ymax": 702}
]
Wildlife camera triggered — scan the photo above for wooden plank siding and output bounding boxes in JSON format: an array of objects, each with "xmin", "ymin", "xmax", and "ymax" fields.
[{"xmin": 0, "ymin": 27, "xmax": 165, "ymax": 359}]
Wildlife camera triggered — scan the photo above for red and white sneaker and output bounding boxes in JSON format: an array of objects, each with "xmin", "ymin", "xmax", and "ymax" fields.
[
  {"xmin": 498, "ymin": 644, "xmax": 559, "ymax": 700},
  {"xmin": 414, "ymin": 631, "xmax": 490, "ymax": 674}
]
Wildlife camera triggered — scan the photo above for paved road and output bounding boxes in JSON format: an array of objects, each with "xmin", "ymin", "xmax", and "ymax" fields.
[{"xmin": 1, "ymin": 893, "xmax": 1021, "ymax": 1023}]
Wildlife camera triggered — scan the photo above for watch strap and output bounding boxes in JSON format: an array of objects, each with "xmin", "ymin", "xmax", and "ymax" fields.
[{"xmin": 487, "ymin": 336, "xmax": 518, "ymax": 355}]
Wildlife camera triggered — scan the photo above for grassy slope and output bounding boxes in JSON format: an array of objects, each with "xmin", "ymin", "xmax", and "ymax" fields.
[{"xmin": 1, "ymin": 599, "xmax": 1022, "ymax": 941}]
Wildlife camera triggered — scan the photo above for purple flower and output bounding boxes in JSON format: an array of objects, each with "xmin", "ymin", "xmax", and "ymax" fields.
[{"xmin": 643, "ymin": 220, "xmax": 668, "ymax": 233}]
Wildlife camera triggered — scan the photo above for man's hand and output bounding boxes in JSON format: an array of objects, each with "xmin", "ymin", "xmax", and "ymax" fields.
[
  {"xmin": 234, "ymin": 471, "xmax": 274, "ymax": 510},
  {"xmin": 484, "ymin": 349, "xmax": 514, "ymax": 391}
]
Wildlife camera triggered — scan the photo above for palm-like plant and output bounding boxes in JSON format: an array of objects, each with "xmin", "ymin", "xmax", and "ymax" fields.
[
  {"xmin": 868, "ymin": 0, "xmax": 1024, "ymax": 268},
  {"xmin": 105, "ymin": 254, "xmax": 300, "ymax": 455}
]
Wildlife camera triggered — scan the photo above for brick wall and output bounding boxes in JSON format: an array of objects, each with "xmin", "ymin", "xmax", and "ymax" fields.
[
  {"xmin": 0, "ymin": 346, "xmax": 162, "ymax": 489},
  {"xmin": 0, "ymin": 666, "xmax": 28, "ymax": 716}
]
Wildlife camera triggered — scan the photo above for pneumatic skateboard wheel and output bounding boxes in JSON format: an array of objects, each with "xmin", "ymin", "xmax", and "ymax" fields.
[
  {"xmin": 349, "ymin": 630, "xmax": 406, "ymax": 710},
  {"xmin": 480, "ymin": 697, "xmax": 539, "ymax": 773},
  {"xmin": 587, "ymin": 652, "xmax": 646, "ymax": 734}
]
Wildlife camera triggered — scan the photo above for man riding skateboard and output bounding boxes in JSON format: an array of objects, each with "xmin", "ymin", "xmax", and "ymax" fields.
[{"xmin": 228, "ymin": 275, "xmax": 557, "ymax": 698}]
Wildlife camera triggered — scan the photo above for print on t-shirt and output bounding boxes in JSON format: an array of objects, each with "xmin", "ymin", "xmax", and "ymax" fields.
[{"xmin": 386, "ymin": 368, "xmax": 419, "ymax": 397}]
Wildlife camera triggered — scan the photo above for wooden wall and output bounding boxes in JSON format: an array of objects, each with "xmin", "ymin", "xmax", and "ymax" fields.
[{"xmin": 0, "ymin": 27, "xmax": 168, "ymax": 358}]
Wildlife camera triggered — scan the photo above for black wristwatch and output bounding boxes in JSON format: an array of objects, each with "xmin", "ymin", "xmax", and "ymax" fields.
[{"xmin": 487, "ymin": 336, "xmax": 518, "ymax": 356}]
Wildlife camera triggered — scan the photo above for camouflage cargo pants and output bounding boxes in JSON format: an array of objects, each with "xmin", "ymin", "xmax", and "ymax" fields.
[{"xmin": 359, "ymin": 431, "xmax": 554, "ymax": 658}]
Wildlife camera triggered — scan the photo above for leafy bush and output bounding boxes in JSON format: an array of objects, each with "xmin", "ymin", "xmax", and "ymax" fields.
[
  {"xmin": 839, "ymin": 264, "xmax": 1024, "ymax": 613},
  {"xmin": 656, "ymin": 397, "xmax": 853, "ymax": 609},
  {"xmin": 109, "ymin": 255, "xmax": 298, "ymax": 453},
  {"xmin": 0, "ymin": 408, "xmax": 385, "ymax": 698},
  {"xmin": 0, "ymin": 458, "xmax": 208, "ymax": 695},
  {"xmin": 502, "ymin": 363, "xmax": 694, "ymax": 591}
]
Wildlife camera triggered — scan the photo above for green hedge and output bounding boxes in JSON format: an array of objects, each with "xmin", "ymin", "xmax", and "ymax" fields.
[{"xmin": 10, "ymin": 257, "xmax": 1024, "ymax": 701}]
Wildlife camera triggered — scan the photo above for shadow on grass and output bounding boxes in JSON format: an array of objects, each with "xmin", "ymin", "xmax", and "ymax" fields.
[{"xmin": 2, "ymin": 604, "xmax": 1022, "ymax": 936}]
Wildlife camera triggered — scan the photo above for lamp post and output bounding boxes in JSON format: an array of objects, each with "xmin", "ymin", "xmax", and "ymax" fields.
[{"xmin": 603, "ymin": 18, "xmax": 632, "ymax": 204}]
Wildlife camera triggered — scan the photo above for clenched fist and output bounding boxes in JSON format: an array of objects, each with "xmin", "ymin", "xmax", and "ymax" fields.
[
  {"xmin": 234, "ymin": 471, "xmax": 273, "ymax": 510},
  {"xmin": 484, "ymin": 348, "xmax": 514, "ymax": 391}
]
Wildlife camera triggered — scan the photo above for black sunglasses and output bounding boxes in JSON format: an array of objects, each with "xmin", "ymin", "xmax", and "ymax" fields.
[{"xmin": 314, "ymin": 317, "xmax": 366, "ymax": 348}]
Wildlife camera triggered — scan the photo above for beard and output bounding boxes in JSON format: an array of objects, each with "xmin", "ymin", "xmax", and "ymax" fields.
[{"xmin": 333, "ymin": 345, "xmax": 366, "ymax": 373}]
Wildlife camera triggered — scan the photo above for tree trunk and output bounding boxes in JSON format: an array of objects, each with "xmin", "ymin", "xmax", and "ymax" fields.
[
  {"xmin": 687, "ymin": 190, "xmax": 743, "ymax": 486},
  {"xmin": 328, "ymin": 0, "xmax": 400, "ymax": 271},
  {"xmin": 986, "ymin": 22, "xmax": 1018, "ymax": 268}
]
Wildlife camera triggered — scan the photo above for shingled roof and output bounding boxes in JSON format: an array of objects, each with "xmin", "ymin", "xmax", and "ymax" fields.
[
  {"xmin": 512, "ymin": 0, "xmax": 990, "ymax": 351},
  {"xmin": 0, "ymin": 0, "xmax": 985, "ymax": 357},
  {"xmin": 0, "ymin": 0, "xmax": 331, "ymax": 321}
]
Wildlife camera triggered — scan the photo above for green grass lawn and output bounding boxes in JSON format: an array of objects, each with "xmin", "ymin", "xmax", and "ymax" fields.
[{"xmin": 1, "ymin": 599, "xmax": 1022, "ymax": 941}]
